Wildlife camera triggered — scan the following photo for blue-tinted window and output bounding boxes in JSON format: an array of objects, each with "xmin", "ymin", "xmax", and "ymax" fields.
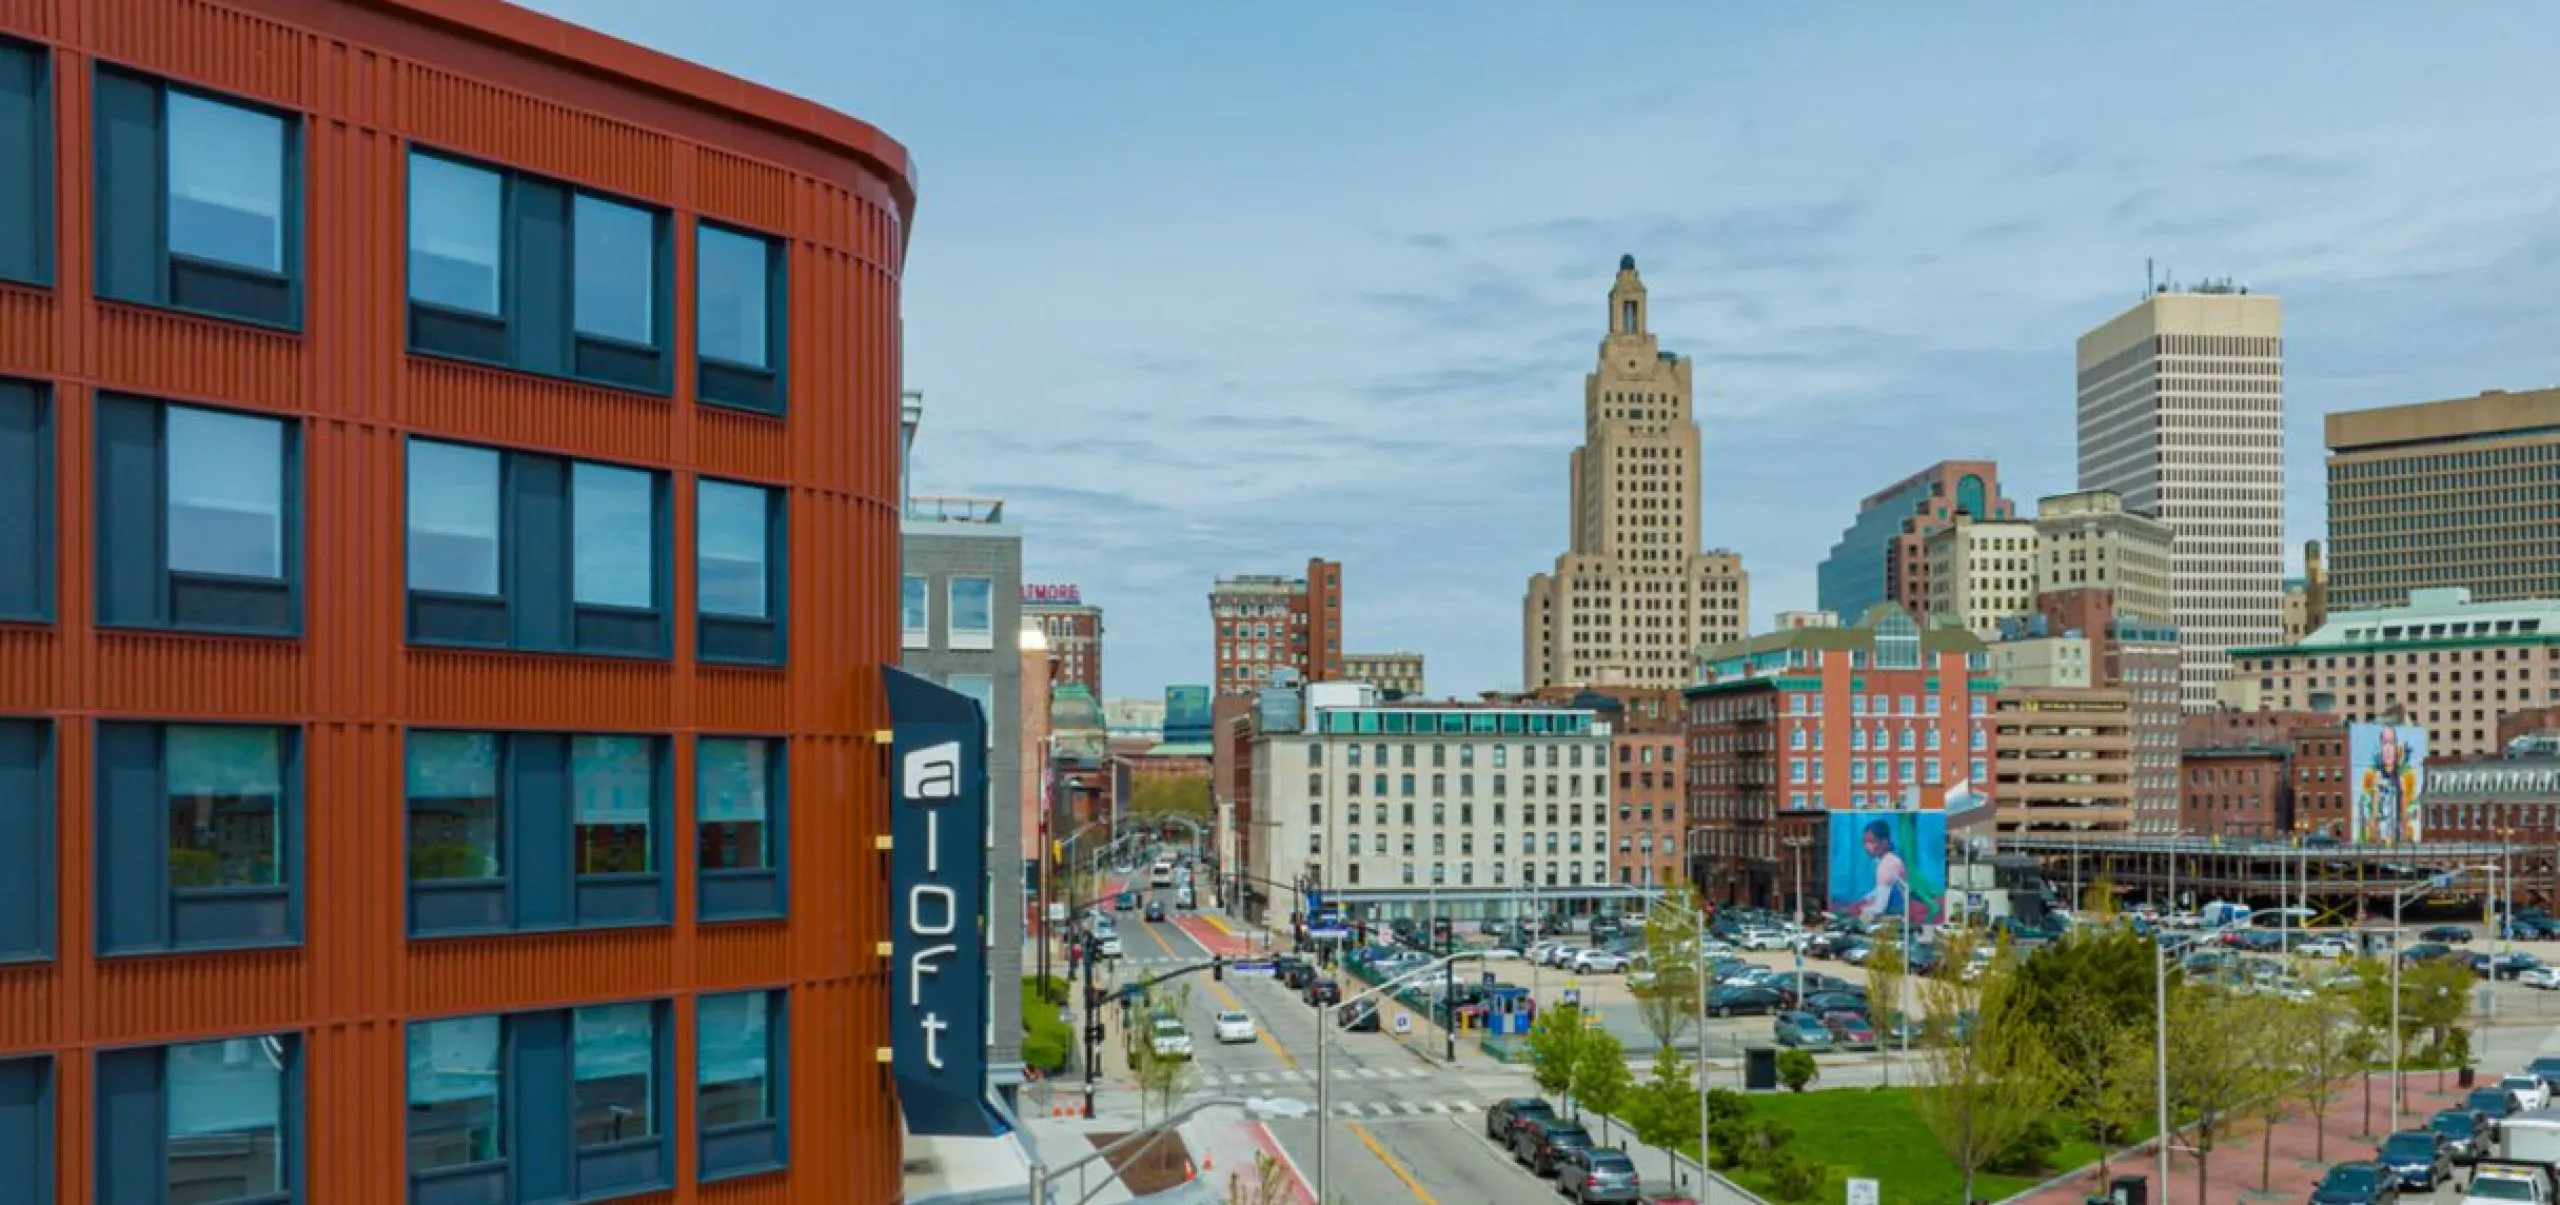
[
  {"xmin": 572, "ymin": 735, "xmax": 653, "ymax": 877},
  {"xmin": 406, "ymin": 153, "xmax": 502, "ymax": 316},
  {"xmin": 695, "ymin": 223, "xmax": 783, "ymax": 413},
  {"xmin": 574, "ymin": 1003, "xmax": 656, "ymax": 1146},
  {"xmin": 167, "ymin": 405, "xmax": 287, "ymax": 581},
  {"xmin": 699, "ymin": 990, "xmax": 785, "ymax": 1178},
  {"xmin": 98, "ymin": 396, "xmax": 297, "ymax": 634},
  {"xmin": 168, "ymin": 1035, "xmax": 289, "ymax": 1201},
  {"xmin": 167, "ymin": 92, "xmax": 287, "ymax": 274},
  {"xmin": 900, "ymin": 575, "xmax": 928, "ymax": 643},
  {"xmin": 409, "ymin": 731, "xmax": 666, "ymax": 937},
  {"xmin": 406, "ymin": 1016, "xmax": 502, "ymax": 1174},
  {"xmin": 698, "ymin": 737, "xmax": 781, "ymax": 921},
  {"xmin": 697, "ymin": 479, "xmax": 781, "ymax": 665},
  {"xmin": 96, "ymin": 721, "xmax": 299, "ymax": 954},
  {"xmin": 948, "ymin": 576, "xmax": 993, "ymax": 649},
  {"xmin": 405, "ymin": 439, "xmax": 668, "ymax": 658},
  {"xmin": 405, "ymin": 1004, "xmax": 668, "ymax": 1205},
  {"xmin": 572, "ymin": 195, "xmax": 654, "ymax": 345},
  {"xmin": 405, "ymin": 441, "xmax": 501, "ymax": 596},
  {"xmin": 95, "ymin": 70, "xmax": 298, "ymax": 327},
  {"xmin": 948, "ymin": 674, "xmax": 995, "ymax": 750},
  {"xmin": 0, "ymin": 1057, "xmax": 47, "ymax": 1205},
  {"xmin": 0, "ymin": 380, "xmax": 50, "ymax": 621},
  {"xmin": 0, "ymin": 40, "xmax": 50, "ymax": 287},
  {"xmin": 572, "ymin": 462, "xmax": 654, "ymax": 609},
  {"xmin": 406, "ymin": 732, "xmax": 501, "ymax": 885},
  {"xmin": 0, "ymin": 721, "xmax": 48, "ymax": 961}
]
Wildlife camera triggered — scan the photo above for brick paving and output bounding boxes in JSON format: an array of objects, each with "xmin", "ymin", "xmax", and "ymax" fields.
[{"xmin": 2008, "ymin": 1073, "xmax": 2482, "ymax": 1205}]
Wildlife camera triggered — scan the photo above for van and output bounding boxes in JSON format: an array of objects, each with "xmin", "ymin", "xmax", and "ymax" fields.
[{"xmin": 1149, "ymin": 860, "xmax": 1175, "ymax": 888}]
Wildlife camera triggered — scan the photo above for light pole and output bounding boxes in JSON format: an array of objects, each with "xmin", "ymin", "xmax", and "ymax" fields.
[
  {"xmin": 2388, "ymin": 865, "xmax": 2494, "ymax": 1133},
  {"xmin": 1781, "ymin": 836, "xmax": 1812, "ymax": 1008}
]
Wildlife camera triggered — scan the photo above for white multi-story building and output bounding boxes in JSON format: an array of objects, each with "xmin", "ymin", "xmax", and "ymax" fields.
[
  {"xmin": 1924, "ymin": 516, "xmax": 2041, "ymax": 639},
  {"xmin": 1247, "ymin": 683, "xmax": 1616, "ymax": 922},
  {"xmin": 2076, "ymin": 283, "xmax": 2286, "ymax": 710}
]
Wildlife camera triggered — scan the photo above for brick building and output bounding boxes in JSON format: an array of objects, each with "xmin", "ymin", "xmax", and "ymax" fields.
[
  {"xmin": 1684, "ymin": 606, "xmax": 1993, "ymax": 908},
  {"xmin": 1817, "ymin": 459, "xmax": 2019, "ymax": 622},
  {"xmin": 2179, "ymin": 745, "xmax": 2293, "ymax": 838},
  {"xmin": 2226, "ymin": 586, "xmax": 2560, "ymax": 760},
  {"xmin": 1021, "ymin": 582, "xmax": 1104, "ymax": 697},
  {"xmin": 2037, "ymin": 589, "xmax": 2184, "ymax": 832},
  {"xmin": 1210, "ymin": 558, "xmax": 1342, "ymax": 696},
  {"xmin": 1531, "ymin": 685, "xmax": 1686, "ymax": 890}
]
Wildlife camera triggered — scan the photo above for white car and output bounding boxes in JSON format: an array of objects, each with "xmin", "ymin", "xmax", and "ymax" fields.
[
  {"xmin": 1148, "ymin": 1019, "xmax": 1193, "ymax": 1061},
  {"xmin": 1097, "ymin": 934, "xmax": 1123, "ymax": 959},
  {"xmin": 1478, "ymin": 948, "xmax": 1524, "ymax": 961},
  {"xmin": 1738, "ymin": 928, "xmax": 1788, "ymax": 951},
  {"xmin": 2296, "ymin": 935, "xmax": 2353, "ymax": 959},
  {"xmin": 1543, "ymin": 945, "xmax": 1585, "ymax": 968},
  {"xmin": 2501, "ymin": 1073, "xmax": 2553, "ymax": 1112},
  {"xmin": 1572, "ymin": 949, "xmax": 1630, "ymax": 974},
  {"xmin": 2520, "ymin": 966, "xmax": 2560, "ymax": 990},
  {"xmin": 1214, "ymin": 1011, "xmax": 1257, "ymax": 1044}
]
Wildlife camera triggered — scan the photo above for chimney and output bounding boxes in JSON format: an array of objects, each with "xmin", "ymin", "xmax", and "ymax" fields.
[{"xmin": 900, "ymin": 391, "xmax": 924, "ymax": 515}]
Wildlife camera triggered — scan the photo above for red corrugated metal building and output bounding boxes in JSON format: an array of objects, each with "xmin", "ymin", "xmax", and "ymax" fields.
[{"xmin": 0, "ymin": 0, "xmax": 913, "ymax": 1201}]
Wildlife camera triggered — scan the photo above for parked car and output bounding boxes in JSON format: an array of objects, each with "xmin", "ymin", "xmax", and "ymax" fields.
[
  {"xmin": 2309, "ymin": 1161, "xmax": 2400, "ymax": 1205},
  {"xmin": 1336, "ymin": 1002, "xmax": 1380, "ymax": 1032},
  {"xmin": 1803, "ymin": 990, "xmax": 1869, "ymax": 1016},
  {"xmin": 1513, "ymin": 1117, "xmax": 1595, "ymax": 1177},
  {"xmin": 2297, "ymin": 934, "xmax": 2355, "ymax": 959},
  {"xmin": 2523, "ymin": 967, "xmax": 2560, "ymax": 991},
  {"xmin": 2528, "ymin": 1055, "xmax": 2560, "ymax": 1088},
  {"xmin": 1214, "ymin": 1010, "xmax": 1256, "ymax": 1044},
  {"xmin": 1146, "ymin": 1018, "xmax": 1194, "ymax": 1062},
  {"xmin": 1738, "ymin": 928, "xmax": 1790, "ymax": 951},
  {"xmin": 1822, "ymin": 1010, "xmax": 1878, "ymax": 1050},
  {"xmin": 1773, "ymin": 1012, "xmax": 1832, "ymax": 1048},
  {"xmin": 2467, "ymin": 1087, "xmax": 2520, "ymax": 1128},
  {"xmin": 2376, "ymin": 1130, "xmax": 2452, "ymax": 1191},
  {"xmin": 2431, "ymin": 1108, "xmax": 2486, "ymax": 1165},
  {"xmin": 1303, "ymin": 979, "xmax": 1342, "ymax": 1007},
  {"xmin": 1706, "ymin": 985, "xmax": 1784, "ymax": 1018},
  {"xmin": 1279, "ymin": 960, "xmax": 1316, "ymax": 990},
  {"xmin": 2421, "ymin": 925, "xmax": 2476, "ymax": 945},
  {"xmin": 2502, "ymin": 1074, "xmax": 2553, "ymax": 1112},
  {"xmin": 1554, "ymin": 1145, "xmax": 1644, "ymax": 1204},
  {"xmin": 2402, "ymin": 943, "xmax": 2457, "ymax": 964},
  {"xmin": 1484, "ymin": 1096, "xmax": 1556, "ymax": 1144},
  {"xmin": 1572, "ymin": 949, "xmax": 1631, "ymax": 974}
]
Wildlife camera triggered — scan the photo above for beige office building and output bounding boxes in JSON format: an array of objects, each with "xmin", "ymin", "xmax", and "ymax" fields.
[
  {"xmin": 1988, "ymin": 687, "xmax": 2137, "ymax": 833},
  {"xmin": 1344, "ymin": 651, "xmax": 1426, "ymax": 698},
  {"xmin": 2326, "ymin": 387, "xmax": 2560, "ymax": 610},
  {"xmin": 1924, "ymin": 517, "xmax": 2041, "ymax": 639},
  {"xmin": 2076, "ymin": 285, "xmax": 2286, "ymax": 710},
  {"xmin": 2227, "ymin": 586, "xmax": 2560, "ymax": 760},
  {"xmin": 2032, "ymin": 489, "xmax": 2173, "ymax": 622},
  {"xmin": 1525, "ymin": 256, "xmax": 1749, "ymax": 690},
  {"xmin": 1988, "ymin": 635, "xmax": 2095, "ymax": 689}
]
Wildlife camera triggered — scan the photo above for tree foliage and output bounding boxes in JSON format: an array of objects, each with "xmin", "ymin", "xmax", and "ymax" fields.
[
  {"xmin": 1131, "ymin": 774, "xmax": 1212, "ymax": 820},
  {"xmin": 1626, "ymin": 1051, "xmax": 1701, "ymax": 1166},
  {"xmin": 1576, "ymin": 1026, "xmax": 1634, "ymax": 1140},
  {"xmin": 2291, "ymin": 988, "xmax": 2361, "ymax": 1161},
  {"xmin": 2166, "ymin": 986, "xmax": 2264, "ymax": 1205},
  {"xmin": 1130, "ymin": 983, "xmax": 1195, "ymax": 1127},
  {"xmin": 1528, "ymin": 1002, "xmax": 1592, "ymax": 1110},
  {"xmin": 2400, "ymin": 958, "xmax": 2475, "ymax": 1063},
  {"xmin": 1775, "ymin": 1048, "xmax": 1819, "ymax": 1093},
  {"xmin": 1913, "ymin": 931, "xmax": 2059, "ymax": 1202},
  {"xmin": 2044, "ymin": 986, "xmax": 2153, "ymax": 1177},
  {"xmin": 1637, "ymin": 886, "xmax": 1704, "ymax": 1053}
]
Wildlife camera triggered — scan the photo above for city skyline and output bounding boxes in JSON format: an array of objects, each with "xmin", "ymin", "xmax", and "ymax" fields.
[{"xmin": 526, "ymin": 0, "xmax": 2560, "ymax": 699}]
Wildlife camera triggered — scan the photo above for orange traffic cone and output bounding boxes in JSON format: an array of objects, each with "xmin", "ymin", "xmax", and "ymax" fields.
[
  {"xmin": 1203, "ymin": 1155, "xmax": 1214, "ymax": 1172},
  {"xmin": 1183, "ymin": 1159, "xmax": 1196, "ymax": 1182}
]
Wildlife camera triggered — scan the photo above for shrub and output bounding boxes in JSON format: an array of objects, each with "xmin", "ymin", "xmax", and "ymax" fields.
[
  {"xmin": 1985, "ymin": 1113, "xmax": 2068, "ymax": 1175},
  {"xmin": 1776, "ymin": 1048, "xmax": 1819, "ymax": 1093},
  {"xmin": 1764, "ymin": 1152, "xmax": 1828, "ymax": 1203}
]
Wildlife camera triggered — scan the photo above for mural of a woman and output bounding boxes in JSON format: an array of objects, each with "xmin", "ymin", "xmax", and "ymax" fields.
[{"xmin": 2356, "ymin": 725, "xmax": 2421, "ymax": 844}]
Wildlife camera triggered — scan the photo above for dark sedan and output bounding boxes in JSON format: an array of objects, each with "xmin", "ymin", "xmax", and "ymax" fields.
[
  {"xmin": 2420, "ymin": 925, "xmax": 2474, "ymax": 945},
  {"xmin": 1822, "ymin": 1010, "xmax": 1878, "ymax": 1050},
  {"xmin": 2376, "ymin": 1131, "xmax": 2451, "ymax": 1191},
  {"xmin": 1336, "ymin": 1002, "xmax": 1380, "ymax": 1032},
  {"xmin": 2467, "ymin": 1087, "xmax": 2520, "ymax": 1127},
  {"xmin": 2310, "ymin": 1162, "xmax": 2398, "ymax": 1205},
  {"xmin": 1144, "ymin": 900, "xmax": 1166, "ymax": 922},
  {"xmin": 1803, "ymin": 990, "xmax": 1870, "ymax": 1017},
  {"xmin": 1514, "ymin": 1118, "xmax": 1595, "ymax": 1177},
  {"xmin": 1706, "ymin": 984, "xmax": 1784, "ymax": 1017},
  {"xmin": 2429, "ymin": 1109, "xmax": 2484, "ymax": 1165},
  {"xmin": 1303, "ymin": 979, "xmax": 1341, "ymax": 1006},
  {"xmin": 1485, "ymin": 1096, "xmax": 1556, "ymax": 1144}
]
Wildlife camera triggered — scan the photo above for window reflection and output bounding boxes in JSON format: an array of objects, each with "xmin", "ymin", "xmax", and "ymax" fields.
[
  {"xmin": 572, "ymin": 195, "xmax": 654, "ymax": 345},
  {"xmin": 571, "ymin": 463, "xmax": 653, "ymax": 608},
  {"xmin": 697, "ymin": 739, "xmax": 770, "ymax": 872},
  {"xmin": 696, "ymin": 481, "xmax": 769, "ymax": 618},
  {"xmin": 406, "ymin": 732, "xmax": 501, "ymax": 881},
  {"xmin": 573, "ymin": 736, "xmax": 653, "ymax": 876},
  {"xmin": 166, "ymin": 726, "xmax": 282, "ymax": 890},
  {"xmin": 166, "ymin": 93, "xmax": 287, "ymax": 274},
  {"xmin": 574, "ymin": 1003, "xmax": 656, "ymax": 1146},
  {"xmin": 406, "ymin": 1016, "xmax": 503, "ymax": 1171},
  {"xmin": 697, "ymin": 992, "xmax": 773, "ymax": 1127},
  {"xmin": 406, "ymin": 441, "xmax": 501, "ymax": 596},
  {"xmin": 168, "ymin": 1037, "xmax": 286, "ymax": 1205},
  {"xmin": 406, "ymin": 153, "xmax": 502, "ymax": 314},
  {"xmin": 166, "ymin": 406, "xmax": 285, "ymax": 581},
  {"xmin": 696, "ymin": 226, "xmax": 770, "ymax": 368}
]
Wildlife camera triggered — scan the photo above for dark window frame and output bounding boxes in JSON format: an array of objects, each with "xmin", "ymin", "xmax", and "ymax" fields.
[
  {"xmin": 692, "ymin": 220, "xmax": 787, "ymax": 414},
  {"xmin": 405, "ymin": 1002, "xmax": 673, "ymax": 1205},
  {"xmin": 0, "ymin": 379, "xmax": 50, "ymax": 622},
  {"xmin": 404, "ymin": 436, "xmax": 672, "ymax": 660},
  {"xmin": 96, "ymin": 1033, "xmax": 304, "ymax": 1205},
  {"xmin": 0, "ymin": 719, "xmax": 53, "ymax": 962},
  {"xmin": 697, "ymin": 736, "xmax": 786, "ymax": 922},
  {"xmin": 95, "ymin": 394, "xmax": 303, "ymax": 637},
  {"xmin": 95, "ymin": 720, "xmax": 304, "ymax": 957},
  {"xmin": 403, "ymin": 146, "xmax": 674, "ymax": 397},
  {"xmin": 0, "ymin": 1055, "xmax": 48, "ymax": 1205},
  {"xmin": 694, "ymin": 476, "xmax": 786, "ymax": 666},
  {"xmin": 697, "ymin": 988, "xmax": 788, "ymax": 1181},
  {"xmin": 0, "ymin": 37, "xmax": 51, "ymax": 288},
  {"xmin": 403, "ymin": 729, "xmax": 672, "ymax": 939},
  {"xmin": 92, "ymin": 65, "xmax": 304, "ymax": 330}
]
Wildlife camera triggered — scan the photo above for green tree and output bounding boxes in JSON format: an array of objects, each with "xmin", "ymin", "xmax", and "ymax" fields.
[
  {"xmin": 1627, "ymin": 1051, "xmax": 1702, "ymax": 1180},
  {"xmin": 2346, "ymin": 955, "xmax": 2395, "ymax": 1134},
  {"xmin": 1865, "ymin": 933, "xmax": 1907, "ymax": 1088},
  {"xmin": 2402, "ymin": 958, "xmax": 2474, "ymax": 1064},
  {"xmin": 1775, "ymin": 1048, "xmax": 1818, "ymax": 1092},
  {"xmin": 2241, "ymin": 994, "xmax": 2302, "ymax": 1191},
  {"xmin": 1576, "ymin": 1026, "xmax": 1635, "ymax": 1141},
  {"xmin": 1638, "ymin": 887, "xmax": 1703, "ymax": 1054},
  {"xmin": 2044, "ymin": 987, "xmax": 2153, "ymax": 1178},
  {"xmin": 1131, "ymin": 774, "xmax": 1211, "ymax": 820},
  {"xmin": 2292, "ymin": 988, "xmax": 2361, "ymax": 1160},
  {"xmin": 2167, "ymin": 985, "xmax": 2261, "ymax": 1205},
  {"xmin": 1130, "ymin": 983, "xmax": 1196, "ymax": 1127},
  {"xmin": 1914, "ymin": 931, "xmax": 2059, "ymax": 1202},
  {"xmin": 1528, "ymin": 1002, "xmax": 1593, "ymax": 1113}
]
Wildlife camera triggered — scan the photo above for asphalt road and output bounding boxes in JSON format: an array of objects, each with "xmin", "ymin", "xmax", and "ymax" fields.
[{"xmin": 1129, "ymin": 907, "xmax": 1591, "ymax": 1205}]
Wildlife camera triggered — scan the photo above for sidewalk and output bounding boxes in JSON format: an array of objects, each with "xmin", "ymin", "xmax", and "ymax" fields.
[
  {"xmin": 2005, "ymin": 1071, "xmax": 2479, "ymax": 1205},
  {"xmin": 1020, "ymin": 1096, "xmax": 1311, "ymax": 1205}
]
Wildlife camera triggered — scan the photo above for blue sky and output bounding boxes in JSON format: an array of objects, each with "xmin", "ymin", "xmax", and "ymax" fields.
[{"xmin": 526, "ymin": 1, "xmax": 2560, "ymax": 702}]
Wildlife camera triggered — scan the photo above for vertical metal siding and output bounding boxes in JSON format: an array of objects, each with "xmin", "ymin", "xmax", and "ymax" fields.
[{"xmin": 0, "ymin": 0, "xmax": 911, "ymax": 1198}]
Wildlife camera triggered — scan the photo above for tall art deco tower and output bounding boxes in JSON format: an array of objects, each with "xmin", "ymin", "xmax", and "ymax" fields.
[{"xmin": 1524, "ymin": 257, "xmax": 1751, "ymax": 690}]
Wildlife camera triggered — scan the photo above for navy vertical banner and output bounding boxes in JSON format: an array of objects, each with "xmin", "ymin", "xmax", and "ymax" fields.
[{"xmin": 883, "ymin": 668, "xmax": 1000, "ymax": 1137}]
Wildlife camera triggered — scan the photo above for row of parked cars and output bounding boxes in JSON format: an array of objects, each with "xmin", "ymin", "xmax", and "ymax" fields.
[
  {"xmin": 1484, "ymin": 1097, "xmax": 1646, "ymax": 1203},
  {"xmin": 2311, "ymin": 1057, "xmax": 2560, "ymax": 1205}
]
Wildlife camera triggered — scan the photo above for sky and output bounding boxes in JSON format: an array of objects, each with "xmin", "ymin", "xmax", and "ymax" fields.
[{"xmin": 525, "ymin": 1, "xmax": 2560, "ymax": 702}]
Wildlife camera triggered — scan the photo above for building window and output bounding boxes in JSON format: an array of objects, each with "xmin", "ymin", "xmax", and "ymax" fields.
[
  {"xmin": 946, "ymin": 674, "xmax": 996, "ymax": 749},
  {"xmin": 0, "ymin": 721, "xmax": 47, "ymax": 961},
  {"xmin": 404, "ymin": 731, "xmax": 669, "ymax": 936},
  {"xmin": 95, "ymin": 722, "xmax": 298, "ymax": 955},
  {"xmin": 696, "ymin": 478, "xmax": 784, "ymax": 664},
  {"xmin": 0, "ymin": 379, "xmax": 47, "ymax": 621},
  {"xmin": 95, "ymin": 69, "xmax": 299, "ymax": 327},
  {"xmin": 0, "ymin": 40, "xmax": 47, "ymax": 286},
  {"xmin": 901, "ymin": 575, "xmax": 929, "ymax": 648},
  {"xmin": 405, "ymin": 149, "xmax": 671, "ymax": 393},
  {"xmin": 407, "ymin": 1003, "xmax": 671, "ymax": 1205},
  {"xmin": 698, "ymin": 738, "xmax": 784, "ymax": 921},
  {"xmin": 97, "ymin": 397, "xmax": 298, "ymax": 635},
  {"xmin": 695, "ymin": 223, "xmax": 786, "ymax": 413},
  {"xmin": 0, "ymin": 1056, "xmax": 46, "ymax": 1205},
  {"xmin": 699, "ymin": 991, "xmax": 786, "ymax": 1179},
  {"xmin": 404, "ymin": 439, "xmax": 669, "ymax": 658},
  {"xmin": 948, "ymin": 576, "xmax": 995, "ymax": 650},
  {"xmin": 98, "ymin": 1034, "xmax": 299, "ymax": 1205}
]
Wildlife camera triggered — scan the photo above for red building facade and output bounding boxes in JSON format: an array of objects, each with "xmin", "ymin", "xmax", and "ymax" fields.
[{"xmin": 0, "ymin": 1, "xmax": 913, "ymax": 1202}]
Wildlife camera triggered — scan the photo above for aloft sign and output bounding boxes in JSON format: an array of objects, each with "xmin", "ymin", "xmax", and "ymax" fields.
[{"xmin": 884, "ymin": 667, "xmax": 1000, "ymax": 1137}]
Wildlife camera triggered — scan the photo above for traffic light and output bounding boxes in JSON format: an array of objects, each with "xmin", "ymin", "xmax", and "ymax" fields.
[{"xmin": 1213, "ymin": 957, "xmax": 1225, "ymax": 982}]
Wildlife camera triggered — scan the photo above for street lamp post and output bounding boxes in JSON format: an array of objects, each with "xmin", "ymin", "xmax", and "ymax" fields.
[
  {"xmin": 1781, "ymin": 836, "xmax": 1812, "ymax": 1007},
  {"xmin": 2389, "ymin": 865, "xmax": 2495, "ymax": 1133}
]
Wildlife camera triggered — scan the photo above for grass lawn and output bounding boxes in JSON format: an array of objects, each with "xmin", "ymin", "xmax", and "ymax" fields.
[{"xmin": 1719, "ymin": 1087, "xmax": 2143, "ymax": 1205}]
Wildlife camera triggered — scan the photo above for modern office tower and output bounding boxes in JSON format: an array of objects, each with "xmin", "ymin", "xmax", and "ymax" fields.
[
  {"xmin": 1818, "ymin": 460, "xmax": 2019, "ymax": 621},
  {"xmin": 1524, "ymin": 257, "xmax": 1750, "ymax": 691},
  {"xmin": 1021, "ymin": 583, "xmax": 1105, "ymax": 697},
  {"xmin": 0, "ymin": 2, "xmax": 918, "ymax": 1201},
  {"xmin": 1211, "ymin": 557, "xmax": 1342, "ymax": 696},
  {"xmin": 2076, "ymin": 282, "xmax": 2286, "ymax": 710},
  {"xmin": 2326, "ymin": 387, "xmax": 2560, "ymax": 609},
  {"xmin": 1344, "ymin": 650, "xmax": 1427, "ymax": 698},
  {"xmin": 2032, "ymin": 489, "xmax": 2174, "ymax": 623},
  {"xmin": 1923, "ymin": 515, "xmax": 2042, "ymax": 639}
]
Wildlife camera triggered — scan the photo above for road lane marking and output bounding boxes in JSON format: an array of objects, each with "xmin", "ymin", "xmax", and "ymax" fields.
[
  {"xmin": 1148, "ymin": 915, "xmax": 1303, "ymax": 1070},
  {"xmin": 1347, "ymin": 1120, "xmax": 1440, "ymax": 1205}
]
